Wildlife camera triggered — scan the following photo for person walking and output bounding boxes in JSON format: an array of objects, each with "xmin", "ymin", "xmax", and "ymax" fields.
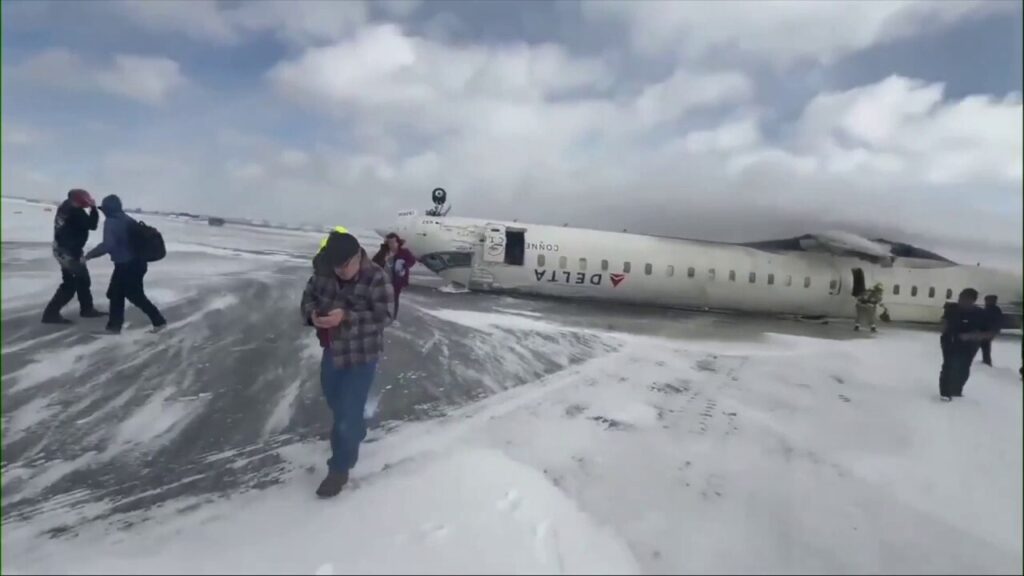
[
  {"xmin": 85, "ymin": 195, "xmax": 166, "ymax": 334},
  {"xmin": 979, "ymin": 295, "xmax": 1003, "ymax": 366},
  {"xmin": 301, "ymin": 232, "xmax": 394, "ymax": 498},
  {"xmin": 371, "ymin": 232, "xmax": 417, "ymax": 318},
  {"xmin": 41, "ymin": 189, "xmax": 107, "ymax": 324},
  {"xmin": 938, "ymin": 289, "xmax": 994, "ymax": 401}
]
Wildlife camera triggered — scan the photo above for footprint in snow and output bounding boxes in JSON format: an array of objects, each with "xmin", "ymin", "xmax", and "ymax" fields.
[{"xmin": 496, "ymin": 489, "xmax": 522, "ymax": 513}]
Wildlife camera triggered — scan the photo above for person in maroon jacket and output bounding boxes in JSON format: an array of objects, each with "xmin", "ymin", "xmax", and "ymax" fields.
[{"xmin": 371, "ymin": 232, "xmax": 417, "ymax": 317}]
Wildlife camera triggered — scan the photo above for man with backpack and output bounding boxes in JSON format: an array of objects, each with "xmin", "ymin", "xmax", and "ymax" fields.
[
  {"xmin": 85, "ymin": 195, "xmax": 167, "ymax": 334},
  {"xmin": 42, "ymin": 189, "xmax": 108, "ymax": 324}
]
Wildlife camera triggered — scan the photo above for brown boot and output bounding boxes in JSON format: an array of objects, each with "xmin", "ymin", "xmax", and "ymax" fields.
[{"xmin": 316, "ymin": 471, "xmax": 349, "ymax": 498}]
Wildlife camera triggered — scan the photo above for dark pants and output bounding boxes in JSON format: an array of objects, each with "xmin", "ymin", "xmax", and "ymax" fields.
[
  {"xmin": 320, "ymin": 351, "xmax": 377, "ymax": 472},
  {"xmin": 43, "ymin": 252, "xmax": 95, "ymax": 318},
  {"xmin": 940, "ymin": 340, "xmax": 979, "ymax": 398},
  {"xmin": 980, "ymin": 339, "xmax": 993, "ymax": 365},
  {"xmin": 107, "ymin": 260, "xmax": 165, "ymax": 331}
]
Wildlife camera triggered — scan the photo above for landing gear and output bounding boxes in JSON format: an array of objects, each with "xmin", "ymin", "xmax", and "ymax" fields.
[{"xmin": 425, "ymin": 187, "xmax": 451, "ymax": 217}]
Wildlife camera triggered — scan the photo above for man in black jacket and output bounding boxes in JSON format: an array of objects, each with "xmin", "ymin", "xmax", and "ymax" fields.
[
  {"xmin": 938, "ymin": 289, "xmax": 994, "ymax": 401},
  {"xmin": 979, "ymin": 295, "xmax": 1003, "ymax": 366},
  {"xmin": 41, "ymin": 189, "xmax": 107, "ymax": 324}
]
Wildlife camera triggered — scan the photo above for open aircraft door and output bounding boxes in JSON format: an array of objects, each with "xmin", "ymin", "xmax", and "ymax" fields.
[{"xmin": 483, "ymin": 223, "xmax": 506, "ymax": 264}]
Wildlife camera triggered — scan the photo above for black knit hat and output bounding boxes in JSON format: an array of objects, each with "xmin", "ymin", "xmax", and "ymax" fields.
[{"xmin": 322, "ymin": 232, "xmax": 361, "ymax": 267}]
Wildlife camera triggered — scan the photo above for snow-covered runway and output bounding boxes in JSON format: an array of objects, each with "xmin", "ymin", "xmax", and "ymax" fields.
[{"xmin": 2, "ymin": 197, "xmax": 1021, "ymax": 574}]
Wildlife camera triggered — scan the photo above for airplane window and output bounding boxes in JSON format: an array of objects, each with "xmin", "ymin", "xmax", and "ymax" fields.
[
  {"xmin": 601, "ymin": 260, "xmax": 609, "ymax": 271},
  {"xmin": 829, "ymin": 279, "xmax": 838, "ymax": 291},
  {"xmin": 804, "ymin": 276, "xmax": 811, "ymax": 288},
  {"xmin": 729, "ymin": 270, "xmax": 736, "ymax": 282},
  {"xmin": 623, "ymin": 261, "xmax": 631, "ymax": 273},
  {"xmin": 667, "ymin": 265, "xmax": 675, "ymax": 277},
  {"xmin": 785, "ymin": 275, "xmax": 792, "ymax": 287},
  {"xmin": 893, "ymin": 284, "xmax": 900, "ymax": 295},
  {"xmin": 579, "ymin": 258, "xmax": 587, "ymax": 271},
  {"xmin": 768, "ymin": 273, "xmax": 775, "ymax": 285},
  {"xmin": 945, "ymin": 288, "xmax": 952, "ymax": 299},
  {"xmin": 749, "ymin": 272, "xmax": 756, "ymax": 284},
  {"xmin": 928, "ymin": 287, "xmax": 935, "ymax": 298},
  {"xmin": 559, "ymin": 256, "xmax": 567, "ymax": 270},
  {"xmin": 687, "ymin": 267, "xmax": 695, "ymax": 278},
  {"xmin": 911, "ymin": 286, "xmax": 918, "ymax": 297},
  {"xmin": 708, "ymin": 268, "xmax": 716, "ymax": 281},
  {"xmin": 538, "ymin": 254, "xmax": 545, "ymax": 267},
  {"xmin": 645, "ymin": 263, "xmax": 653, "ymax": 275}
]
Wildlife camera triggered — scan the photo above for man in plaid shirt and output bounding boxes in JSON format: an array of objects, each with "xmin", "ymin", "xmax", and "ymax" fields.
[{"xmin": 301, "ymin": 231, "xmax": 394, "ymax": 497}]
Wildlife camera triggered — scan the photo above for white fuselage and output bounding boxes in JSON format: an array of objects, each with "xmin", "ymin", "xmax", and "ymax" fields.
[{"xmin": 392, "ymin": 212, "xmax": 1022, "ymax": 325}]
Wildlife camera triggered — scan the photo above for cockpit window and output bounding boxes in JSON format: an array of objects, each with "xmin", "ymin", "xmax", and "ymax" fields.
[{"xmin": 420, "ymin": 251, "xmax": 473, "ymax": 273}]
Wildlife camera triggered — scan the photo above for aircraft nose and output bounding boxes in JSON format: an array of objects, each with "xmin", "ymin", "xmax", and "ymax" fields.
[{"xmin": 374, "ymin": 228, "xmax": 389, "ymax": 238}]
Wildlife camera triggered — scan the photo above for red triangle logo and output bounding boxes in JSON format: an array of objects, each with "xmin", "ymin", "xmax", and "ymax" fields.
[{"xmin": 610, "ymin": 273, "xmax": 626, "ymax": 287}]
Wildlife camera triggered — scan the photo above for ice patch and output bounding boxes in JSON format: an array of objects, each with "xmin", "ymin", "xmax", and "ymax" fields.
[
  {"xmin": 438, "ymin": 282, "xmax": 470, "ymax": 294},
  {"xmin": 112, "ymin": 388, "xmax": 202, "ymax": 450},
  {"xmin": 423, "ymin": 308, "xmax": 567, "ymax": 334}
]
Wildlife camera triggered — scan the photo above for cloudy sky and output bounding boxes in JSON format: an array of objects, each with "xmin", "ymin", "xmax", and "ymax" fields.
[{"xmin": 2, "ymin": 0, "xmax": 1021, "ymax": 268}]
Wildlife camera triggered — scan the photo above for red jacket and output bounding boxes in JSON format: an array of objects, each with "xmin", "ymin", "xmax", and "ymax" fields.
[{"xmin": 372, "ymin": 238, "xmax": 417, "ymax": 292}]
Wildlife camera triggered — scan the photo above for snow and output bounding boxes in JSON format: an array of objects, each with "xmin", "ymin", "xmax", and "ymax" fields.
[
  {"xmin": 3, "ymin": 196, "xmax": 1022, "ymax": 574},
  {"xmin": 5, "ymin": 311, "xmax": 1022, "ymax": 574}
]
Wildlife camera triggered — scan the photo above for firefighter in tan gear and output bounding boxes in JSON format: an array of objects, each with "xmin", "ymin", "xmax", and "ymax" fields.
[{"xmin": 855, "ymin": 282, "xmax": 884, "ymax": 332}]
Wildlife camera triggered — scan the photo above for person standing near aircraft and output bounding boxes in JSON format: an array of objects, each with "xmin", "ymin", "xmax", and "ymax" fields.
[
  {"xmin": 372, "ymin": 232, "xmax": 417, "ymax": 318},
  {"xmin": 979, "ymin": 295, "xmax": 1003, "ymax": 366},
  {"xmin": 938, "ymin": 289, "xmax": 994, "ymax": 401},
  {"xmin": 42, "ymin": 189, "xmax": 107, "ymax": 324},
  {"xmin": 854, "ymin": 282, "xmax": 884, "ymax": 332},
  {"xmin": 301, "ymin": 232, "xmax": 394, "ymax": 498},
  {"xmin": 85, "ymin": 195, "xmax": 167, "ymax": 334}
]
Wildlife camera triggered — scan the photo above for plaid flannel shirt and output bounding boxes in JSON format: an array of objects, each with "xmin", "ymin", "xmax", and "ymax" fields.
[{"xmin": 300, "ymin": 256, "xmax": 395, "ymax": 368}]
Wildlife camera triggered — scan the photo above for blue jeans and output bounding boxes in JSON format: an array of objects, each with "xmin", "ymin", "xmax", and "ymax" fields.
[{"xmin": 320, "ymin": 351, "xmax": 377, "ymax": 472}]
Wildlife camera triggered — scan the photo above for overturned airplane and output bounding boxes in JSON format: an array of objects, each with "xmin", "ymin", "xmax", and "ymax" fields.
[{"xmin": 387, "ymin": 190, "xmax": 1022, "ymax": 327}]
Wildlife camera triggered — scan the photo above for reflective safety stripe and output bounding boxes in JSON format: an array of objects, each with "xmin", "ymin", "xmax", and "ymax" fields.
[{"xmin": 318, "ymin": 226, "xmax": 350, "ymax": 251}]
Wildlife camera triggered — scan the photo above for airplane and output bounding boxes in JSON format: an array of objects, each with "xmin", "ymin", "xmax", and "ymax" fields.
[{"xmin": 383, "ymin": 189, "xmax": 1023, "ymax": 328}]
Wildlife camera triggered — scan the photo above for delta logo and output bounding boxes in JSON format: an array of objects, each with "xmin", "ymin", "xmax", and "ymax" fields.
[{"xmin": 610, "ymin": 273, "xmax": 627, "ymax": 287}]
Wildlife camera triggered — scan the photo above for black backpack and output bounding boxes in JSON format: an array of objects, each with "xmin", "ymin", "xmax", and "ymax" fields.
[{"xmin": 128, "ymin": 219, "xmax": 166, "ymax": 263}]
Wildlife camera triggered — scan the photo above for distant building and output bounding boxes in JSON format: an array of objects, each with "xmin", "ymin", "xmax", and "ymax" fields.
[{"xmin": 208, "ymin": 217, "xmax": 226, "ymax": 227}]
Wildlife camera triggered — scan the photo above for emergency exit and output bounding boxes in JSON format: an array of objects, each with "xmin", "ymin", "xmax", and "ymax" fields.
[{"xmin": 482, "ymin": 224, "xmax": 525, "ymax": 266}]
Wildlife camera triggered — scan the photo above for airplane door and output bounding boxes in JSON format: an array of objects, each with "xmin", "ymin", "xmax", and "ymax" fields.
[{"xmin": 483, "ymin": 224, "xmax": 506, "ymax": 264}]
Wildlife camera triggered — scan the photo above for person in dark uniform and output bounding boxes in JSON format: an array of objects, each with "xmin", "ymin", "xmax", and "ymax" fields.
[
  {"xmin": 979, "ymin": 295, "xmax": 1003, "ymax": 366},
  {"xmin": 41, "ymin": 189, "xmax": 107, "ymax": 324},
  {"xmin": 938, "ymin": 289, "xmax": 994, "ymax": 401}
]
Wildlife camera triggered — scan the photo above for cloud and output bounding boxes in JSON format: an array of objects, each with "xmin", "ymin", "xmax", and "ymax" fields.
[
  {"xmin": 683, "ymin": 118, "xmax": 763, "ymax": 155},
  {"xmin": 582, "ymin": 0, "xmax": 1016, "ymax": 67},
  {"xmin": 374, "ymin": 0, "xmax": 423, "ymax": 19},
  {"xmin": 1, "ymin": 121, "xmax": 47, "ymax": 148},
  {"xmin": 110, "ymin": 0, "xmax": 372, "ymax": 46},
  {"xmin": 113, "ymin": 0, "xmax": 238, "ymax": 44},
  {"xmin": 94, "ymin": 55, "xmax": 188, "ymax": 106},
  {"xmin": 228, "ymin": 1, "xmax": 369, "ymax": 45},
  {"xmin": 268, "ymin": 24, "xmax": 614, "ymax": 117},
  {"xmin": 11, "ymin": 49, "xmax": 187, "ymax": 105},
  {"xmin": 784, "ymin": 75, "xmax": 1023, "ymax": 185},
  {"xmin": 267, "ymin": 23, "xmax": 752, "ymax": 155}
]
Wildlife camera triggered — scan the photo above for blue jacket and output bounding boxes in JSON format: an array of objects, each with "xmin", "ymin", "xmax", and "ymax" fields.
[{"xmin": 86, "ymin": 195, "xmax": 136, "ymax": 264}]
